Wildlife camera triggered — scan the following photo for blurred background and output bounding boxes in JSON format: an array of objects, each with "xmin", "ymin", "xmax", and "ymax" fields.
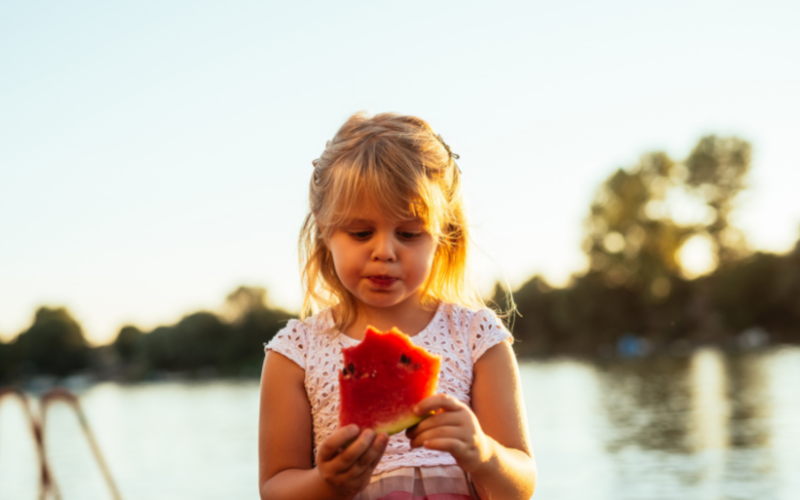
[{"xmin": 1, "ymin": 0, "xmax": 799, "ymax": 499}]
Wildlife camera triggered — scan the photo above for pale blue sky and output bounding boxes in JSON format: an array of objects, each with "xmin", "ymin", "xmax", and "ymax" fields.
[{"xmin": 2, "ymin": 0, "xmax": 799, "ymax": 344}]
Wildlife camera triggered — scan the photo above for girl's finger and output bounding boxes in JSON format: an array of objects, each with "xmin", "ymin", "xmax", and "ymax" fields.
[
  {"xmin": 414, "ymin": 394, "xmax": 465, "ymax": 416},
  {"xmin": 341, "ymin": 432, "xmax": 387, "ymax": 484},
  {"xmin": 370, "ymin": 433, "xmax": 389, "ymax": 468},
  {"xmin": 317, "ymin": 424, "xmax": 360, "ymax": 463},
  {"xmin": 420, "ymin": 437, "xmax": 466, "ymax": 455},
  {"xmin": 406, "ymin": 411, "xmax": 463, "ymax": 440},
  {"xmin": 333, "ymin": 429, "xmax": 376, "ymax": 471},
  {"xmin": 409, "ymin": 425, "xmax": 463, "ymax": 449},
  {"xmin": 358, "ymin": 432, "xmax": 388, "ymax": 467},
  {"xmin": 363, "ymin": 433, "xmax": 390, "ymax": 478}
]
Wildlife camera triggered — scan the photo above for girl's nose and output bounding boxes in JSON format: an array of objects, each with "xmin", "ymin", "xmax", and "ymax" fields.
[{"xmin": 371, "ymin": 233, "xmax": 396, "ymax": 262}]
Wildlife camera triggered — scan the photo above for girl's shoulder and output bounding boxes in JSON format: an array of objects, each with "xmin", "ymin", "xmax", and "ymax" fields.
[
  {"xmin": 438, "ymin": 302, "xmax": 509, "ymax": 333},
  {"xmin": 263, "ymin": 309, "xmax": 336, "ymax": 370},
  {"xmin": 437, "ymin": 303, "xmax": 513, "ymax": 363}
]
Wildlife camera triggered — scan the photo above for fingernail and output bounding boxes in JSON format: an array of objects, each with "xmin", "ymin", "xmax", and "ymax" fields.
[
  {"xmin": 413, "ymin": 405, "xmax": 419, "ymax": 415},
  {"xmin": 363, "ymin": 429, "xmax": 374, "ymax": 439},
  {"xmin": 349, "ymin": 424, "xmax": 360, "ymax": 435}
]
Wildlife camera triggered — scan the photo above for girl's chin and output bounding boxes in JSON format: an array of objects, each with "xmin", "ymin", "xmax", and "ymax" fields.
[
  {"xmin": 359, "ymin": 297, "xmax": 402, "ymax": 309},
  {"xmin": 355, "ymin": 291, "xmax": 410, "ymax": 309}
]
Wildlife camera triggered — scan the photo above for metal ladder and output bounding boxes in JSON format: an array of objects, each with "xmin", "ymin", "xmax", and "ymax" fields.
[{"xmin": 0, "ymin": 387, "xmax": 123, "ymax": 500}]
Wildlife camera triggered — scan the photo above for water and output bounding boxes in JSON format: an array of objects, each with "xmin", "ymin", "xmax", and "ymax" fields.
[
  {"xmin": 1, "ymin": 347, "xmax": 798, "ymax": 500},
  {"xmin": 525, "ymin": 348, "xmax": 800, "ymax": 500}
]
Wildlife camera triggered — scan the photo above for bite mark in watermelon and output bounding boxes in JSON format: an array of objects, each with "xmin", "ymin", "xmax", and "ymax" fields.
[{"xmin": 339, "ymin": 326, "xmax": 441, "ymax": 435}]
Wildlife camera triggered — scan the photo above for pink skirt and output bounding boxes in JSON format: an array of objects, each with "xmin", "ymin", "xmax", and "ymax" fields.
[{"xmin": 354, "ymin": 465, "xmax": 479, "ymax": 500}]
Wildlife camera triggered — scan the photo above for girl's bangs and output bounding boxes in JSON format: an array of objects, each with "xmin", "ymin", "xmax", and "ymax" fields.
[{"xmin": 323, "ymin": 160, "xmax": 434, "ymax": 229}]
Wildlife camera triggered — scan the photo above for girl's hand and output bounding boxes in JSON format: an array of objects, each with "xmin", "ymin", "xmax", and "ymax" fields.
[
  {"xmin": 405, "ymin": 394, "xmax": 491, "ymax": 474},
  {"xmin": 315, "ymin": 424, "xmax": 389, "ymax": 499}
]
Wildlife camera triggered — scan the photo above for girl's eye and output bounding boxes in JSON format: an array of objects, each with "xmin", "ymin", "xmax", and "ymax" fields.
[
  {"xmin": 399, "ymin": 231, "xmax": 421, "ymax": 240},
  {"xmin": 350, "ymin": 231, "xmax": 371, "ymax": 239}
]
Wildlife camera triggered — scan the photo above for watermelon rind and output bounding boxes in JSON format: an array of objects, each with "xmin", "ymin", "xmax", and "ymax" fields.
[{"xmin": 374, "ymin": 412, "xmax": 430, "ymax": 436}]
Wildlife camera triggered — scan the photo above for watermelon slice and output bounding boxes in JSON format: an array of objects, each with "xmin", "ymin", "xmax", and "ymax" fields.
[{"xmin": 339, "ymin": 326, "xmax": 441, "ymax": 435}]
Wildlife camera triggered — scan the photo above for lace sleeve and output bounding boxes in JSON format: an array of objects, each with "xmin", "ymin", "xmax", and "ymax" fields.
[
  {"xmin": 264, "ymin": 320, "xmax": 307, "ymax": 370},
  {"xmin": 468, "ymin": 309, "xmax": 512, "ymax": 363}
]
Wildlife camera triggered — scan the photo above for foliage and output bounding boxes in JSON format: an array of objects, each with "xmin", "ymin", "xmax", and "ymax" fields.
[
  {"xmin": 506, "ymin": 135, "xmax": 798, "ymax": 356},
  {"xmin": 0, "ymin": 287, "xmax": 292, "ymax": 383},
  {"xmin": 10, "ymin": 307, "xmax": 90, "ymax": 377},
  {"xmin": 584, "ymin": 136, "xmax": 751, "ymax": 299},
  {"xmin": 128, "ymin": 286, "xmax": 293, "ymax": 377},
  {"xmin": 684, "ymin": 136, "xmax": 752, "ymax": 265},
  {"xmin": 113, "ymin": 325, "xmax": 143, "ymax": 363}
]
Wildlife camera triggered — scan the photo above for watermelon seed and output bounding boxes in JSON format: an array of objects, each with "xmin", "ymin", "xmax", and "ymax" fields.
[
  {"xmin": 348, "ymin": 363, "xmax": 355, "ymax": 374},
  {"xmin": 400, "ymin": 354, "xmax": 411, "ymax": 365}
]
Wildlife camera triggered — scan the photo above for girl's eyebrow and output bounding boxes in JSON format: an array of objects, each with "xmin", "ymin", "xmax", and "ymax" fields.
[
  {"xmin": 341, "ymin": 218, "xmax": 373, "ymax": 226},
  {"xmin": 343, "ymin": 217, "xmax": 424, "ymax": 226}
]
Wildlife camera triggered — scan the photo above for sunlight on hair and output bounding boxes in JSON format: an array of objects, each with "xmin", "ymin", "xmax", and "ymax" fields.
[{"xmin": 678, "ymin": 234, "xmax": 718, "ymax": 279}]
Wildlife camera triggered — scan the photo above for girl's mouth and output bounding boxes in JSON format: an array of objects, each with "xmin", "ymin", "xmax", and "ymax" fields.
[{"xmin": 368, "ymin": 276, "xmax": 397, "ymax": 288}]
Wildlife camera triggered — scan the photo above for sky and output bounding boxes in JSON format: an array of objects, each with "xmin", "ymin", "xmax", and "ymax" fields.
[{"xmin": 2, "ymin": 0, "xmax": 799, "ymax": 345}]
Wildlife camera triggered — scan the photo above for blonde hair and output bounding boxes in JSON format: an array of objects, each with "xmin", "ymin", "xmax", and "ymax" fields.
[{"xmin": 299, "ymin": 112, "xmax": 484, "ymax": 332}]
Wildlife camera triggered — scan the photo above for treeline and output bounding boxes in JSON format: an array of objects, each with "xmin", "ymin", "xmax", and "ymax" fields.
[
  {"xmin": 2, "ymin": 134, "xmax": 798, "ymax": 382},
  {"xmin": 502, "ymin": 135, "xmax": 800, "ymax": 356},
  {"xmin": 0, "ymin": 287, "xmax": 292, "ymax": 383},
  {"xmin": 505, "ymin": 245, "xmax": 800, "ymax": 357}
]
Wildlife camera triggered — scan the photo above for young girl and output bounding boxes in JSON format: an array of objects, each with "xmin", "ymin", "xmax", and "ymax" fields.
[{"xmin": 258, "ymin": 112, "xmax": 536, "ymax": 500}]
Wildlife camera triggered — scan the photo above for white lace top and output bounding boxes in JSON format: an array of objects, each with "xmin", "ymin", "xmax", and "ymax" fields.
[{"xmin": 264, "ymin": 302, "xmax": 512, "ymax": 474}]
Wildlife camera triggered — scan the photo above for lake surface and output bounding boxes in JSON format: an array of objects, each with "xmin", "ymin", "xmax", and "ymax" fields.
[{"xmin": 1, "ymin": 347, "xmax": 799, "ymax": 500}]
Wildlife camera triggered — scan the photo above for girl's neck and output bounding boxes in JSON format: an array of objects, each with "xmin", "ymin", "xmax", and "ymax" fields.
[{"xmin": 339, "ymin": 296, "xmax": 439, "ymax": 341}]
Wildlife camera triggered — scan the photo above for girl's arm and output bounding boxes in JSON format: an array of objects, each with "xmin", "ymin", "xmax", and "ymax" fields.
[
  {"xmin": 258, "ymin": 351, "xmax": 388, "ymax": 500},
  {"xmin": 406, "ymin": 340, "xmax": 536, "ymax": 500},
  {"xmin": 469, "ymin": 339, "xmax": 537, "ymax": 499}
]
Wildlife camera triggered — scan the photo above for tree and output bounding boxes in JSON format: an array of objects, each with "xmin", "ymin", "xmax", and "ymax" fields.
[
  {"xmin": 584, "ymin": 136, "xmax": 752, "ymax": 299},
  {"xmin": 14, "ymin": 307, "xmax": 90, "ymax": 376},
  {"xmin": 584, "ymin": 152, "xmax": 694, "ymax": 299},
  {"xmin": 684, "ymin": 136, "xmax": 752, "ymax": 265},
  {"xmin": 113, "ymin": 325, "xmax": 143, "ymax": 363},
  {"xmin": 142, "ymin": 312, "xmax": 228, "ymax": 371},
  {"xmin": 223, "ymin": 285, "xmax": 269, "ymax": 324}
]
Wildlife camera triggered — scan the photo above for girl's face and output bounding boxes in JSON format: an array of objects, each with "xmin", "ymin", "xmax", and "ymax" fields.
[{"xmin": 326, "ymin": 203, "xmax": 438, "ymax": 312}]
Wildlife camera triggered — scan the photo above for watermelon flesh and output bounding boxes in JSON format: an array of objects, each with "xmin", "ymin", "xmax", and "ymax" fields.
[{"xmin": 339, "ymin": 326, "xmax": 441, "ymax": 435}]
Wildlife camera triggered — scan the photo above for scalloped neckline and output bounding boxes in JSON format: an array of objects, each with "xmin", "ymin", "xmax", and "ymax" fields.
[{"xmin": 336, "ymin": 302, "xmax": 444, "ymax": 345}]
